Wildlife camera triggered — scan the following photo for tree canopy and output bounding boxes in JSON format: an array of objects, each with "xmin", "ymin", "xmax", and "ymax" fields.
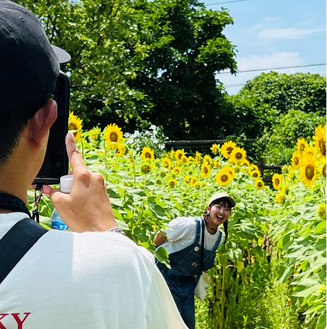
[{"xmin": 18, "ymin": 0, "xmax": 237, "ymax": 139}]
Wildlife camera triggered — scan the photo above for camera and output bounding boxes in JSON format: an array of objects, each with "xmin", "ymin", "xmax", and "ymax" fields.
[{"xmin": 33, "ymin": 71, "xmax": 70, "ymax": 186}]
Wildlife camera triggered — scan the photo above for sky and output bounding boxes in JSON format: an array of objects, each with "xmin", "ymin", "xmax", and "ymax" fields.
[{"xmin": 202, "ymin": 0, "xmax": 326, "ymax": 95}]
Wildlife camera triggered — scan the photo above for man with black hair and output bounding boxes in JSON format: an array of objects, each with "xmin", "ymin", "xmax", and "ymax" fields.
[{"xmin": 0, "ymin": 1, "xmax": 187, "ymax": 328}]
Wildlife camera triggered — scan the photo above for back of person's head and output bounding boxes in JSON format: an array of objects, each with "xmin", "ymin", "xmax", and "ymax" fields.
[{"xmin": 0, "ymin": 0, "xmax": 69, "ymax": 166}]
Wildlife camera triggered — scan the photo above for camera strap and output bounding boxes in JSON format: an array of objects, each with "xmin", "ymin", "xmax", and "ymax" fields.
[{"xmin": 0, "ymin": 191, "xmax": 48, "ymax": 284}]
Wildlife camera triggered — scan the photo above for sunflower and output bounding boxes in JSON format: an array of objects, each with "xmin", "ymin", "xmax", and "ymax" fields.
[
  {"xmin": 68, "ymin": 112, "xmax": 83, "ymax": 141},
  {"xmin": 216, "ymin": 168, "xmax": 233, "ymax": 186},
  {"xmin": 190, "ymin": 176, "xmax": 198, "ymax": 186},
  {"xmin": 319, "ymin": 156, "xmax": 326, "ymax": 177},
  {"xmin": 318, "ymin": 204, "xmax": 326, "ymax": 220},
  {"xmin": 141, "ymin": 163, "xmax": 154, "ymax": 174},
  {"xmin": 255, "ymin": 180, "xmax": 265, "ymax": 190},
  {"xmin": 291, "ymin": 150, "xmax": 302, "ymax": 169},
  {"xmin": 104, "ymin": 123, "xmax": 123, "ymax": 144},
  {"xmin": 304, "ymin": 145, "xmax": 317, "ymax": 158},
  {"xmin": 241, "ymin": 159, "xmax": 250, "ymax": 167},
  {"xmin": 160, "ymin": 170, "xmax": 167, "ymax": 178},
  {"xmin": 272, "ymin": 173, "xmax": 283, "ymax": 190},
  {"xmin": 300, "ymin": 154, "xmax": 318, "ymax": 187},
  {"xmin": 169, "ymin": 149, "xmax": 175, "ymax": 159},
  {"xmin": 250, "ymin": 169, "xmax": 261, "ymax": 179},
  {"xmin": 184, "ymin": 175, "xmax": 191, "ymax": 185},
  {"xmin": 181, "ymin": 155, "xmax": 188, "ymax": 164},
  {"xmin": 275, "ymin": 192, "xmax": 285, "ymax": 204},
  {"xmin": 173, "ymin": 166, "xmax": 182, "ymax": 175},
  {"xmin": 229, "ymin": 147, "xmax": 247, "ymax": 164},
  {"xmin": 221, "ymin": 141, "xmax": 237, "ymax": 159},
  {"xmin": 168, "ymin": 179, "xmax": 177, "ymax": 187},
  {"xmin": 313, "ymin": 125, "xmax": 326, "ymax": 157},
  {"xmin": 226, "ymin": 165, "xmax": 236, "ymax": 179},
  {"xmin": 296, "ymin": 138, "xmax": 309, "ymax": 153},
  {"xmin": 161, "ymin": 157, "xmax": 172, "ymax": 170},
  {"xmin": 195, "ymin": 151, "xmax": 202, "ymax": 164},
  {"xmin": 115, "ymin": 143, "xmax": 126, "ymax": 156},
  {"xmin": 210, "ymin": 143, "xmax": 219, "ymax": 155},
  {"xmin": 88, "ymin": 127, "xmax": 101, "ymax": 144},
  {"xmin": 201, "ymin": 163, "xmax": 211, "ymax": 178},
  {"xmin": 203, "ymin": 154, "xmax": 212, "ymax": 166},
  {"xmin": 141, "ymin": 146, "xmax": 155, "ymax": 161},
  {"xmin": 175, "ymin": 149, "xmax": 186, "ymax": 163},
  {"xmin": 250, "ymin": 164, "xmax": 259, "ymax": 172},
  {"xmin": 213, "ymin": 160, "xmax": 220, "ymax": 169}
]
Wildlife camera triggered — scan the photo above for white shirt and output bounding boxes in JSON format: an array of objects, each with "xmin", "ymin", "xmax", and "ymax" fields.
[
  {"xmin": 0, "ymin": 213, "xmax": 187, "ymax": 329},
  {"xmin": 160, "ymin": 217, "xmax": 224, "ymax": 255}
]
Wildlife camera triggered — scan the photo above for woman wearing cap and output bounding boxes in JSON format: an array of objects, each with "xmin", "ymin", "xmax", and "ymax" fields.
[{"xmin": 154, "ymin": 192, "xmax": 235, "ymax": 329}]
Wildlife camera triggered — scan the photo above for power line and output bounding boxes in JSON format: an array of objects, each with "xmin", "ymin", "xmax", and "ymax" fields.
[
  {"xmin": 218, "ymin": 63, "xmax": 326, "ymax": 75},
  {"xmin": 205, "ymin": 0, "xmax": 247, "ymax": 5}
]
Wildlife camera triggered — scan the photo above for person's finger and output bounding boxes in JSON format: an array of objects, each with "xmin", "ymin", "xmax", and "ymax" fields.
[
  {"xmin": 42, "ymin": 184, "xmax": 53, "ymax": 195},
  {"xmin": 65, "ymin": 132, "xmax": 86, "ymax": 173}
]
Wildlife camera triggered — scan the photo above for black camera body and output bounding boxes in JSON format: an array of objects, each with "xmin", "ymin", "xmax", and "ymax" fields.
[{"xmin": 33, "ymin": 71, "xmax": 70, "ymax": 186}]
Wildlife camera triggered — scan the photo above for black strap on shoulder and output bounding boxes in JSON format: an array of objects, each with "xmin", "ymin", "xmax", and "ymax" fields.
[
  {"xmin": 0, "ymin": 218, "xmax": 48, "ymax": 284},
  {"xmin": 200, "ymin": 219, "xmax": 205, "ymax": 272}
]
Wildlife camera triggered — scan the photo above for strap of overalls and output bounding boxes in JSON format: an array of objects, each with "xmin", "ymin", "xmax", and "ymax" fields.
[{"xmin": 200, "ymin": 219, "xmax": 205, "ymax": 272}]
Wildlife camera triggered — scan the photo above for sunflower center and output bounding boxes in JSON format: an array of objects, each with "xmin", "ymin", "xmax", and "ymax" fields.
[
  {"xmin": 305, "ymin": 165, "xmax": 315, "ymax": 180},
  {"xmin": 294, "ymin": 157, "xmax": 299, "ymax": 165},
  {"xmin": 236, "ymin": 152, "xmax": 242, "ymax": 160},
  {"xmin": 221, "ymin": 174, "xmax": 228, "ymax": 182},
  {"xmin": 319, "ymin": 140, "xmax": 326, "ymax": 156},
  {"xmin": 68, "ymin": 123, "xmax": 78, "ymax": 131},
  {"xmin": 110, "ymin": 132, "xmax": 118, "ymax": 142},
  {"xmin": 227, "ymin": 147, "xmax": 233, "ymax": 154}
]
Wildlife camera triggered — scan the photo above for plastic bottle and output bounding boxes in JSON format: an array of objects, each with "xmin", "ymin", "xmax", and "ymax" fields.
[{"xmin": 51, "ymin": 175, "xmax": 73, "ymax": 230}]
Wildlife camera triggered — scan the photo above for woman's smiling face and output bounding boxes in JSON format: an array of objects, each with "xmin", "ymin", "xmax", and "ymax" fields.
[{"xmin": 207, "ymin": 199, "xmax": 231, "ymax": 228}]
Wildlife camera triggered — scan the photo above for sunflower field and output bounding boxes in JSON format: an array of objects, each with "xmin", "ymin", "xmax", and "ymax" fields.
[{"xmin": 33, "ymin": 116, "xmax": 326, "ymax": 329}]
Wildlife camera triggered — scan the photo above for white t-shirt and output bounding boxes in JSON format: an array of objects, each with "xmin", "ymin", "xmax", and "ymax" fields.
[
  {"xmin": 0, "ymin": 213, "xmax": 187, "ymax": 329},
  {"xmin": 160, "ymin": 217, "xmax": 225, "ymax": 255}
]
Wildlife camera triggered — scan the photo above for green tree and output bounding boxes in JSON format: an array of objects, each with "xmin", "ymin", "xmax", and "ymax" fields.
[
  {"xmin": 230, "ymin": 72, "xmax": 326, "ymax": 133},
  {"xmin": 18, "ymin": 0, "xmax": 149, "ymax": 129},
  {"xmin": 224, "ymin": 72, "xmax": 326, "ymax": 163},
  {"xmin": 255, "ymin": 109, "xmax": 325, "ymax": 165},
  {"xmin": 17, "ymin": 0, "xmax": 237, "ymax": 137},
  {"xmin": 129, "ymin": 0, "xmax": 237, "ymax": 139}
]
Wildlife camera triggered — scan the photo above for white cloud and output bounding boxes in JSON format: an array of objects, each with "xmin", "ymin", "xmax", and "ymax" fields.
[
  {"xmin": 217, "ymin": 52, "xmax": 306, "ymax": 94},
  {"xmin": 257, "ymin": 27, "xmax": 325, "ymax": 40},
  {"xmin": 238, "ymin": 52, "xmax": 303, "ymax": 71}
]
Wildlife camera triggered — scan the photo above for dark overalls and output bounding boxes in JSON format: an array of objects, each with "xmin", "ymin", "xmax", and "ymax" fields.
[{"xmin": 156, "ymin": 218, "xmax": 222, "ymax": 329}]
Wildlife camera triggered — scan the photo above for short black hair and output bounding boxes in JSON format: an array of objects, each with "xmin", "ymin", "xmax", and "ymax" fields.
[{"xmin": 0, "ymin": 92, "xmax": 53, "ymax": 168}]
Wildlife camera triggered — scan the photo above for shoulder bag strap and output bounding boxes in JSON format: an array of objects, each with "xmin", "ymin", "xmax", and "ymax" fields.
[{"xmin": 0, "ymin": 218, "xmax": 48, "ymax": 284}]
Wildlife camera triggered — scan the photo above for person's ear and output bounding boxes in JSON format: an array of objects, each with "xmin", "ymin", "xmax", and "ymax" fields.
[{"xmin": 27, "ymin": 100, "xmax": 57, "ymax": 147}]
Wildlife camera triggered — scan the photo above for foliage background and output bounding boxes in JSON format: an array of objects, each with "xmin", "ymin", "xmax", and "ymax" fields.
[
  {"xmin": 17, "ymin": 0, "xmax": 326, "ymax": 166},
  {"xmin": 30, "ymin": 120, "xmax": 326, "ymax": 329}
]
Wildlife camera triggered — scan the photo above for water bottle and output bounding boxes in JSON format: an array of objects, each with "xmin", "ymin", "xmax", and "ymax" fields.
[{"xmin": 51, "ymin": 175, "xmax": 73, "ymax": 230}]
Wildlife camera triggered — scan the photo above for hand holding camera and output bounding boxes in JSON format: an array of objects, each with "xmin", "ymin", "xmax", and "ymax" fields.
[{"xmin": 43, "ymin": 133, "xmax": 117, "ymax": 233}]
